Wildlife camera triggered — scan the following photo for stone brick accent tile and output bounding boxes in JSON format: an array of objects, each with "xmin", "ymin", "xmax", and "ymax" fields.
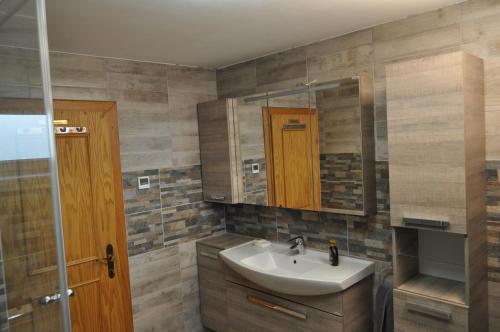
[
  {"xmin": 126, "ymin": 209, "xmax": 164, "ymax": 256},
  {"xmin": 276, "ymin": 208, "xmax": 349, "ymax": 255},
  {"xmin": 160, "ymin": 165, "xmax": 203, "ymax": 208},
  {"xmin": 162, "ymin": 202, "xmax": 225, "ymax": 246},
  {"xmin": 320, "ymin": 153, "xmax": 363, "ymax": 211},
  {"xmin": 375, "ymin": 161, "xmax": 390, "ymax": 212},
  {"xmin": 122, "ymin": 169, "xmax": 160, "ymax": 214},
  {"xmin": 225, "ymin": 204, "xmax": 277, "ymax": 240},
  {"xmin": 347, "ymin": 213, "xmax": 392, "ymax": 262},
  {"xmin": 488, "ymin": 221, "xmax": 500, "ymax": 282}
]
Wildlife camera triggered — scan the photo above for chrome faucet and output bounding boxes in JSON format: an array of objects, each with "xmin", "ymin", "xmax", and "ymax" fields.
[{"xmin": 288, "ymin": 236, "xmax": 305, "ymax": 255}]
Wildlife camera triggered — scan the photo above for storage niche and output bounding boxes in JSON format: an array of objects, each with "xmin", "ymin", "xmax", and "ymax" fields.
[{"xmin": 393, "ymin": 227, "xmax": 466, "ymax": 305}]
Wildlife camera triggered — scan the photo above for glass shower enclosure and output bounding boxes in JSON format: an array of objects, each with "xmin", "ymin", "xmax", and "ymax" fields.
[{"xmin": 0, "ymin": 0, "xmax": 71, "ymax": 331}]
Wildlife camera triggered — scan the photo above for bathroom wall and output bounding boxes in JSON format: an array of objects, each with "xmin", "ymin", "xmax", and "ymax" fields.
[
  {"xmin": 217, "ymin": 0, "xmax": 500, "ymax": 329},
  {"xmin": 48, "ymin": 52, "xmax": 224, "ymax": 331}
]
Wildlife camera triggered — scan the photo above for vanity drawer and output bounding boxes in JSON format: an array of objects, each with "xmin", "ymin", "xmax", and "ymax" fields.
[
  {"xmin": 197, "ymin": 243, "xmax": 224, "ymax": 272},
  {"xmin": 226, "ymin": 281, "xmax": 343, "ymax": 332},
  {"xmin": 394, "ymin": 289, "xmax": 468, "ymax": 332}
]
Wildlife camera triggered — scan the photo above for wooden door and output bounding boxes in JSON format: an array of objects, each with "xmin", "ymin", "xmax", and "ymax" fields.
[
  {"xmin": 263, "ymin": 107, "xmax": 320, "ymax": 210},
  {"xmin": 54, "ymin": 100, "xmax": 133, "ymax": 332}
]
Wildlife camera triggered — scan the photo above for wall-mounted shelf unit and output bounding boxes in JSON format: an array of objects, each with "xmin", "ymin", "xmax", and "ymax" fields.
[
  {"xmin": 393, "ymin": 227, "xmax": 466, "ymax": 305},
  {"xmin": 387, "ymin": 51, "xmax": 488, "ymax": 332}
]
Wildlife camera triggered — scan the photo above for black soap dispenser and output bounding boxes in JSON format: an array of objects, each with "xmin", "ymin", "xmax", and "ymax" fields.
[{"xmin": 329, "ymin": 240, "xmax": 339, "ymax": 266}]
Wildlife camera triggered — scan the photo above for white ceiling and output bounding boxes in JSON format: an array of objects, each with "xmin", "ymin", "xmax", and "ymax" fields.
[{"xmin": 46, "ymin": 0, "xmax": 464, "ymax": 69}]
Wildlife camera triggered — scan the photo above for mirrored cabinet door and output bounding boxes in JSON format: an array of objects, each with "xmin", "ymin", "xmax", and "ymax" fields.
[
  {"xmin": 197, "ymin": 75, "xmax": 376, "ymax": 216},
  {"xmin": 315, "ymin": 76, "xmax": 376, "ymax": 216},
  {"xmin": 263, "ymin": 90, "xmax": 319, "ymax": 210},
  {"xmin": 234, "ymin": 96, "xmax": 269, "ymax": 206}
]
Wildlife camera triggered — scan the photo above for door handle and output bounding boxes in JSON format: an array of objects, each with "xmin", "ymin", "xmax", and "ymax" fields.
[
  {"xmin": 96, "ymin": 244, "xmax": 116, "ymax": 278},
  {"xmin": 104, "ymin": 243, "xmax": 115, "ymax": 278},
  {"xmin": 39, "ymin": 289, "xmax": 75, "ymax": 306}
]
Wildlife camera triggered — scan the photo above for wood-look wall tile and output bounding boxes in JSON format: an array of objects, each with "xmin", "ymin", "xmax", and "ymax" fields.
[
  {"xmin": 489, "ymin": 280, "xmax": 500, "ymax": 331},
  {"xmin": 166, "ymin": 66, "xmax": 217, "ymax": 168},
  {"xmin": 129, "ymin": 246, "xmax": 183, "ymax": 332},
  {"xmin": 107, "ymin": 88, "xmax": 168, "ymax": 104},
  {"xmin": 373, "ymin": 25, "xmax": 462, "ymax": 65},
  {"xmin": 307, "ymin": 45, "xmax": 373, "ymax": 83},
  {"xmin": 51, "ymin": 86, "xmax": 108, "ymax": 101},
  {"xmin": 50, "ymin": 52, "xmax": 106, "ymax": 71},
  {"xmin": 104, "ymin": 58, "xmax": 167, "ymax": 77},
  {"xmin": 121, "ymin": 151, "xmax": 173, "ymax": 174},
  {"xmin": 461, "ymin": 0, "xmax": 500, "ymax": 22},
  {"xmin": 305, "ymin": 29, "xmax": 373, "ymax": 58},
  {"xmin": 106, "ymin": 72, "xmax": 167, "ymax": 93},
  {"xmin": 51, "ymin": 67, "xmax": 107, "ymax": 89},
  {"xmin": 486, "ymin": 111, "xmax": 500, "ymax": 160},
  {"xmin": 256, "ymin": 47, "xmax": 307, "ymax": 92},
  {"xmin": 373, "ymin": 5, "xmax": 460, "ymax": 42},
  {"xmin": 0, "ymin": 48, "xmax": 33, "ymax": 86},
  {"xmin": 216, "ymin": 60, "xmax": 257, "ymax": 98}
]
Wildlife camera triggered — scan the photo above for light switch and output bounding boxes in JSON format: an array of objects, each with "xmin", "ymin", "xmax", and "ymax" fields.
[
  {"xmin": 251, "ymin": 163, "xmax": 260, "ymax": 174},
  {"xmin": 138, "ymin": 176, "xmax": 150, "ymax": 189}
]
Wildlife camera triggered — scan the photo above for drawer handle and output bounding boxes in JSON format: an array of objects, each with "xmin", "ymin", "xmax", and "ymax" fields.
[
  {"xmin": 403, "ymin": 217, "xmax": 449, "ymax": 230},
  {"xmin": 247, "ymin": 295, "xmax": 307, "ymax": 321},
  {"xmin": 200, "ymin": 251, "xmax": 219, "ymax": 260},
  {"xmin": 406, "ymin": 301, "xmax": 451, "ymax": 321},
  {"xmin": 209, "ymin": 195, "xmax": 225, "ymax": 201}
]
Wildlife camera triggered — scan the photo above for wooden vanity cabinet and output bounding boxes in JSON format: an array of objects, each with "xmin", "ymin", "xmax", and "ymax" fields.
[
  {"xmin": 197, "ymin": 234, "xmax": 373, "ymax": 332},
  {"xmin": 197, "ymin": 99, "xmax": 243, "ymax": 204},
  {"xmin": 197, "ymin": 243, "xmax": 228, "ymax": 331}
]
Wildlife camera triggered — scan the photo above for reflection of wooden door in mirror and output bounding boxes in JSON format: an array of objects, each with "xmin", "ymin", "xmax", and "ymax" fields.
[{"xmin": 263, "ymin": 107, "xmax": 320, "ymax": 210}]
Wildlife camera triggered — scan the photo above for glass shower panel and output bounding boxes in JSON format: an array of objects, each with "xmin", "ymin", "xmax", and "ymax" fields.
[{"xmin": 0, "ymin": 0, "xmax": 69, "ymax": 331}]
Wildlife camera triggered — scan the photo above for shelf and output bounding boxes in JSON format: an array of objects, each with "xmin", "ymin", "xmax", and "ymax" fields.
[{"xmin": 397, "ymin": 273, "xmax": 465, "ymax": 305}]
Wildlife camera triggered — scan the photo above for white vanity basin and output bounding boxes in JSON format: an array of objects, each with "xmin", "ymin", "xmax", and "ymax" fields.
[{"xmin": 219, "ymin": 240, "xmax": 375, "ymax": 296}]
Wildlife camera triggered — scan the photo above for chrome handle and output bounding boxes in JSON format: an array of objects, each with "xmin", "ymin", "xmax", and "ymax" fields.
[
  {"xmin": 209, "ymin": 194, "xmax": 225, "ymax": 201},
  {"xmin": 247, "ymin": 295, "xmax": 307, "ymax": 321},
  {"xmin": 403, "ymin": 217, "xmax": 449, "ymax": 230},
  {"xmin": 39, "ymin": 289, "xmax": 75, "ymax": 306},
  {"xmin": 200, "ymin": 251, "xmax": 218, "ymax": 260},
  {"xmin": 406, "ymin": 301, "xmax": 451, "ymax": 321}
]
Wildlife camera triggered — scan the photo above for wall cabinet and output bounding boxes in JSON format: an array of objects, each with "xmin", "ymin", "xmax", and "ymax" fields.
[
  {"xmin": 386, "ymin": 51, "xmax": 485, "ymax": 234},
  {"xmin": 197, "ymin": 234, "xmax": 373, "ymax": 332},
  {"xmin": 197, "ymin": 76, "xmax": 376, "ymax": 216},
  {"xmin": 197, "ymin": 99, "xmax": 242, "ymax": 204},
  {"xmin": 387, "ymin": 51, "xmax": 488, "ymax": 332}
]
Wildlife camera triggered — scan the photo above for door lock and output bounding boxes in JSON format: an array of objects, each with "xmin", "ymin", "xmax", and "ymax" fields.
[
  {"xmin": 97, "ymin": 244, "xmax": 116, "ymax": 278},
  {"xmin": 105, "ymin": 243, "xmax": 115, "ymax": 278}
]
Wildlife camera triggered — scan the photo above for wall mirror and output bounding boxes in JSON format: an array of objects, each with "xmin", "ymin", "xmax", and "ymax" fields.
[{"xmin": 198, "ymin": 75, "xmax": 375, "ymax": 216}]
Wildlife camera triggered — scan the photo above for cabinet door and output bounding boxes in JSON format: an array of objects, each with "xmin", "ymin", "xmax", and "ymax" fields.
[
  {"xmin": 198, "ymin": 99, "xmax": 242, "ymax": 204},
  {"xmin": 226, "ymin": 282, "xmax": 342, "ymax": 332},
  {"xmin": 197, "ymin": 244, "xmax": 227, "ymax": 331},
  {"xmin": 386, "ymin": 52, "xmax": 484, "ymax": 234}
]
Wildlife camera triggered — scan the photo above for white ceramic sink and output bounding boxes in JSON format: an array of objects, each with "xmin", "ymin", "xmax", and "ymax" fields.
[{"xmin": 219, "ymin": 240, "xmax": 375, "ymax": 296}]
